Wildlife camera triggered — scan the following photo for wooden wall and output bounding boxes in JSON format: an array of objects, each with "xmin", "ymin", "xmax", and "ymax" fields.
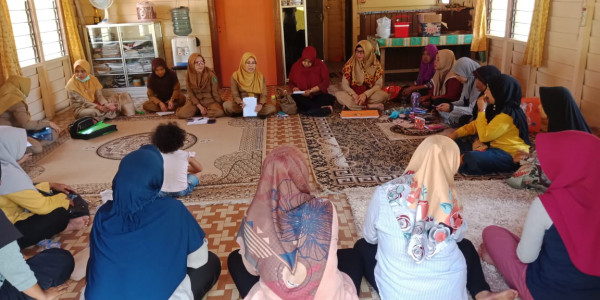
[
  {"xmin": 487, "ymin": 0, "xmax": 600, "ymax": 129},
  {"xmin": 22, "ymin": 57, "xmax": 71, "ymax": 120},
  {"xmin": 79, "ymin": 0, "xmax": 214, "ymax": 69}
]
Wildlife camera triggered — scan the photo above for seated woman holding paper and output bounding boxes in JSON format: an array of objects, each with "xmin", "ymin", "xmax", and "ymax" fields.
[
  {"xmin": 176, "ymin": 53, "xmax": 225, "ymax": 119},
  {"xmin": 288, "ymin": 46, "xmax": 335, "ymax": 117},
  {"xmin": 446, "ymin": 74, "xmax": 530, "ymax": 175},
  {"xmin": 142, "ymin": 58, "xmax": 186, "ymax": 113},
  {"xmin": 436, "ymin": 57, "xmax": 481, "ymax": 127},
  {"xmin": 66, "ymin": 59, "xmax": 135, "ymax": 121},
  {"xmin": 417, "ymin": 49, "xmax": 462, "ymax": 108},
  {"xmin": 0, "ymin": 126, "xmax": 89, "ymax": 249},
  {"xmin": 0, "ymin": 76, "xmax": 61, "ymax": 154},
  {"xmin": 223, "ymin": 52, "xmax": 276, "ymax": 118},
  {"xmin": 335, "ymin": 40, "xmax": 389, "ymax": 111},
  {"xmin": 85, "ymin": 145, "xmax": 221, "ymax": 299}
]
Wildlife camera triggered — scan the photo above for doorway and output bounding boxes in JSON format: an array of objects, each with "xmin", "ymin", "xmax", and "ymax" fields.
[
  {"xmin": 306, "ymin": 0, "xmax": 324, "ymax": 59},
  {"xmin": 323, "ymin": 0, "xmax": 345, "ymax": 62}
]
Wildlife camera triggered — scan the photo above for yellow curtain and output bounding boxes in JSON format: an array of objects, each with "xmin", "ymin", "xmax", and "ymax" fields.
[
  {"xmin": 60, "ymin": 0, "xmax": 85, "ymax": 65},
  {"xmin": 0, "ymin": 0, "xmax": 23, "ymax": 86},
  {"xmin": 523, "ymin": 0, "xmax": 550, "ymax": 67},
  {"xmin": 471, "ymin": 0, "xmax": 487, "ymax": 62}
]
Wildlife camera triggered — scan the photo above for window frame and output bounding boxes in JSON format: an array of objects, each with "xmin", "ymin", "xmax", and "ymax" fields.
[
  {"xmin": 486, "ymin": 0, "xmax": 533, "ymax": 43},
  {"xmin": 8, "ymin": 0, "xmax": 70, "ymax": 69}
]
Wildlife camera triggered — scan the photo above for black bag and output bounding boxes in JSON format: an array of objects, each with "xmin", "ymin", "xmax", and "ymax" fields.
[
  {"xmin": 67, "ymin": 193, "xmax": 90, "ymax": 218},
  {"xmin": 68, "ymin": 117, "xmax": 117, "ymax": 140}
]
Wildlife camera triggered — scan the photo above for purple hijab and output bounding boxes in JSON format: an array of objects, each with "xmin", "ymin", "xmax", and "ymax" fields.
[{"xmin": 416, "ymin": 44, "xmax": 438, "ymax": 85}]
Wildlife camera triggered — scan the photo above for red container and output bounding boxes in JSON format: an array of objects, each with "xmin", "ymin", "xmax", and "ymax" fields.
[{"xmin": 394, "ymin": 15, "xmax": 410, "ymax": 38}]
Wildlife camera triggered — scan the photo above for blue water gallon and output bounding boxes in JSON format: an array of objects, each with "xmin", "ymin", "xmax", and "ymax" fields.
[{"xmin": 171, "ymin": 6, "xmax": 191, "ymax": 36}]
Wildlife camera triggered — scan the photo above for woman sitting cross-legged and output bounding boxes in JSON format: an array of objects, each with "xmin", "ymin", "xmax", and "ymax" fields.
[
  {"xmin": 223, "ymin": 52, "xmax": 276, "ymax": 118},
  {"xmin": 0, "ymin": 126, "xmax": 89, "ymax": 249},
  {"xmin": 335, "ymin": 40, "xmax": 389, "ymax": 111},
  {"xmin": 436, "ymin": 57, "xmax": 481, "ymax": 127},
  {"xmin": 142, "ymin": 58, "xmax": 186, "ymax": 113},
  {"xmin": 401, "ymin": 44, "xmax": 438, "ymax": 100},
  {"xmin": 176, "ymin": 53, "xmax": 225, "ymax": 119},
  {"xmin": 354, "ymin": 135, "xmax": 517, "ymax": 300},
  {"xmin": 66, "ymin": 59, "xmax": 135, "ymax": 120},
  {"xmin": 84, "ymin": 145, "xmax": 220, "ymax": 299},
  {"xmin": 447, "ymin": 74, "xmax": 530, "ymax": 175},
  {"xmin": 227, "ymin": 146, "xmax": 361, "ymax": 299},
  {"xmin": 481, "ymin": 130, "xmax": 600, "ymax": 300},
  {"xmin": 417, "ymin": 49, "xmax": 462, "ymax": 108},
  {"xmin": 288, "ymin": 46, "xmax": 336, "ymax": 117},
  {"xmin": 0, "ymin": 76, "xmax": 62, "ymax": 154}
]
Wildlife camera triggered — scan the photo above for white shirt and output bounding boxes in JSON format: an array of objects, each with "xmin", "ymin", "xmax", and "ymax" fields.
[
  {"xmin": 364, "ymin": 185, "xmax": 468, "ymax": 300},
  {"xmin": 161, "ymin": 150, "xmax": 193, "ymax": 193}
]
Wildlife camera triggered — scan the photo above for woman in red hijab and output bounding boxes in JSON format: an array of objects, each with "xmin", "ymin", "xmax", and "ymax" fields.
[
  {"xmin": 480, "ymin": 130, "xmax": 600, "ymax": 300},
  {"xmin": 288, "ymin": 46, "xmax": 336, "ymax": 117}
]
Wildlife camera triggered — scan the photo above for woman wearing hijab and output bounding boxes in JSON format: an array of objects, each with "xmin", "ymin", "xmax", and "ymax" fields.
[
  {"xmin": 66, "ymin": 59, "xmax": 135, "ymax": 120},
  {"xmin": 0, "ymin": 76, "xmax": 61, "ymax": 154},
  {"xmin": 481, "ymin": 131, "xmax": 600, "ymax": 300},
  {"xmin": 223, "ymin": 52, "xmax": 276, "ymax": 117},
  {"xmin": 335, "ymin": 40, "xmax": 389, "ymax": 111},
  {"xmin": 0, "ymin": 126, "xmax": 88, "ymax": 249},
  {"xmin": 418, "ymin": 49, "xmax": 462, "ymax": 108},
  {"xmin": 355, "ymin": 135, "xmax": 469, "ymax": 299},
  {"xmin": 506, "ymin": 86, "xmax": 591, "ymax": 191},
  {"xmin": 288, "ymin": 46, "xmax": 336, "ymax": 117},
  {"xmin": 176, "ymin": 53, "xmax": 225, "ymax": 119},
  {"xmin": 471, "ymin": 65, "xmax": 502, "ymax": 116},
  {"xmin": 85, "ymin": 145, "xmax": 221, "ymax": 299},
  {"xmin": 437, "ymin": 57, "xmax": 481, "ymax": 126},
  {"xmin": 0, "ymin": 203, "xmax": 73, "ymax": 299},
  {"xmin": 447, "ymin": 74, "xmax": 530, "ymax": 175},
  {"xmin": 539, "ymin": 86, "xmax": 591, "ymax": 133},
  {"xmin": 227, "ymin": 146, "xmax": 361, "ymax": 299},
  {"xmin": 142, "ymin": 58, "xmax": 186, "ymax": 113},
  {"xmin": 401, "ymin": 44, "xmax": 439, "ymax": 98}
]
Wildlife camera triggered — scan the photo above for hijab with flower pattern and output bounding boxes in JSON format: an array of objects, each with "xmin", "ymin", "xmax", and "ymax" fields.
[
  {"xmin": 383, "ymin": 135, "xmax": 464, "ymax": 263},
  {"xmin": 342, "ymin": 40, "xmax": 383, "ymax": 89}
]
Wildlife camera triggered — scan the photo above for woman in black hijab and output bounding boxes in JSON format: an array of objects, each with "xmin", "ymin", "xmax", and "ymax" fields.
[{"xmin": 539, "ymin": 86, "xmax": 591, "ymax": 133}]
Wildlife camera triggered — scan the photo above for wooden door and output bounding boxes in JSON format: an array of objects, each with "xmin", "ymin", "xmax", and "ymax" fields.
[
  {"xmin": 306, "ymin": 0, "xmax": 324, "ymax": 59},
  {"xmin": 214, "ymin": 0, "xmax": 278, "ymax": 87},
  {"xmin": 323, "ymin": 0, "xmax": 344, "ymax": 61}
]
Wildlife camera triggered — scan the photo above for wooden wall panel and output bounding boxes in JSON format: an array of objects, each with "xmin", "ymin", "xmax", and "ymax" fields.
[{"xmin": 537, "ymin": 71, "xmax": 572, "ymax": 87}]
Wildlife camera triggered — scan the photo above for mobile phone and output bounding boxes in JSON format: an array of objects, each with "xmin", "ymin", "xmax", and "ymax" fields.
[{"xmin": 207, "ymin": 118, "xmax": 216, "ymax": 124}]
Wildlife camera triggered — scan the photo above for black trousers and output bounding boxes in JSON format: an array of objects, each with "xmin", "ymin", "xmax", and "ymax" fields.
[
  {"xmin": 291, "ymin": 93, "xmax": 336, "ymax": 117},
  {"xmin": 354, "ymin": 238, "xmax": 491, "ymax": 297},
  {"xmin": 14, "ymin": 207, "xmax": 69, "ymax": 249},
  {"xmin": 0, "ymin": 248, "xmax": 74, "ymax": 299},
  {"xmin": 227, "ymin": 248, "xmax": 363, "ymax": 298},
  {"xmin": 188, "ymin": 251, "xmax": 221, "ymax": 299}
]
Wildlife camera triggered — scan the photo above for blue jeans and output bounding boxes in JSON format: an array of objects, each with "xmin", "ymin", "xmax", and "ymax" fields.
[
  {"xmin": 0, "ymin": 248, "xmax": 74, "ymax": 299},
  {"xmin": 455, "ymin": 138, "xmax": 518, "ymax": 175},
  {"xmin": 158, "ymin": 174, "xmax": 200, "ymax": 197}
]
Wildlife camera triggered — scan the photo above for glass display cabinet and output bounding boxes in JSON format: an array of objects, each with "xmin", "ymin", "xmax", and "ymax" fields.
[{"xmin": 84, "ymin": 22, "xmax": 164, "ymax": 89}]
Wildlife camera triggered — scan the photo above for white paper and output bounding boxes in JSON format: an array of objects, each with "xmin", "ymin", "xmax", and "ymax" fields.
[
  {"xmin": 156, "ymin": 111, "xmax": 175, "ymax": 116},
  {"xmin": 187, "ymin": 117, "xmax": 209, "ymax": 125},
  {"xmin": 243, "ymin": 97, "xmax": 258, "ymax": 117},
  {"xmin": 26, "ymin": 141, "xmax": 32, "ymax": 147},
  {"xmin": 292, "ymin": 90, "xmax": 305, "ymax": 94}
]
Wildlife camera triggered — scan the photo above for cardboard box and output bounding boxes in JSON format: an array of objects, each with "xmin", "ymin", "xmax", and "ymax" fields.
[
  {"xmin": 420, "ymin": 22, "xmax": 442, "ymax": 36},
  {"xmin": 417, "ymin": 13, "xmax": 442, "ymax": 23}
]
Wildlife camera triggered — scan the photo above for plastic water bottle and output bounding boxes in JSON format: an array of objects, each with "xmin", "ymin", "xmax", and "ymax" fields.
[
  {"xmin": 411, "ymin": 92, "xmax": 420, "ymax": 111},
  {"xmin": 171, "ymin": 7, "xmax": 192, "ymax": 36}
]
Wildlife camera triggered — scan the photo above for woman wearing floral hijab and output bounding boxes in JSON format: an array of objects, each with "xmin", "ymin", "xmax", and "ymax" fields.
[
  {"xmin": 223, "ymin": 52, "xmax": 276, "ymax": 117},
  {"xmin": 227, "ymin": 146, "xmax": 361, "ymax": 299},
  {"xmin": 335, "ymin": 40, "xmax": 389, "ymax": 110},
  {"xmin": 176, "ymin": 53, "xmax": 225, "ymax": 119}
]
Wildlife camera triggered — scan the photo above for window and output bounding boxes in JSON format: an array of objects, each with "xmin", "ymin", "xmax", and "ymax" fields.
[
  {"xmin": 8, "ymin": 0, "xmax": 66, "ymax": 67},
  {"xmin": 487, "ymin": 0, "xmax": 534, "ymax": 42}
]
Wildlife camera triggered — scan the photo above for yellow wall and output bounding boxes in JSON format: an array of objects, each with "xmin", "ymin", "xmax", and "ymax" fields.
[{"xmin": 80, "ymin": 0, "xmax": 214, "ymax": 69}]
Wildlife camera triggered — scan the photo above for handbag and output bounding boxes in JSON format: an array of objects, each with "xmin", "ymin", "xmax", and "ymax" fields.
[
  {"xmin": 67, "ymin": 193, "xmax": 90, "ymax": 218},
  {"xmin": 277, "ymin": 88, "xmax": 297, "ymax": 115},
  {"xmin": 69, "ymin": 117, "xmax": 117, "ymax": 140}
]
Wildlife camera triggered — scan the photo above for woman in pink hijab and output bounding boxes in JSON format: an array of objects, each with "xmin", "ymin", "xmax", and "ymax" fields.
[
  {"xmin": 227, "ymin": 146, "xmax": 361, "ymax": 299},
  {"xmin": 481, "ymin": 130, "xmax": 600, "ymax": 299}
]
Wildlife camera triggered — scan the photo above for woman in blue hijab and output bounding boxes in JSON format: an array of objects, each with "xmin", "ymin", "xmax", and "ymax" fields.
[{"xmin": 85, "ymin": 145, "xmax": 220, "ymax": 299}]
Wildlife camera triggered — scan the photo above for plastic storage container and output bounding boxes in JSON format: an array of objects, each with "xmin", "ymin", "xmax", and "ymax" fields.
[
  {"xmin": 394, "ymin": 15, "xmax": 410, "ymax": 38},
  {"xmin": 171, "ymin": 7, "xmax": 191, "ymax": 36}
]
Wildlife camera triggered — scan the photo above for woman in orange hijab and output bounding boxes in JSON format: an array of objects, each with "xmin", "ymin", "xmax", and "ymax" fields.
[
  {"xmin": 223, "ymin": 52, "xmax": 276, "ymax": 118},
  {"xmin": 176, "ymin": 53, "xmax": 225, "ymax": 118},
  {"xmin": 335, "ymin": 41, "xmax": 389, "ymax": 111},
  {"xmin": 65, "ymin": 59, "xmax": 135, "ymax": 120}
]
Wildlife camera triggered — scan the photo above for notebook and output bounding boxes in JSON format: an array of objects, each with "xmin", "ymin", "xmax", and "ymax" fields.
[{"xmin": 340, "ymin": 110, "xmax": 380, "ymax": 119}]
